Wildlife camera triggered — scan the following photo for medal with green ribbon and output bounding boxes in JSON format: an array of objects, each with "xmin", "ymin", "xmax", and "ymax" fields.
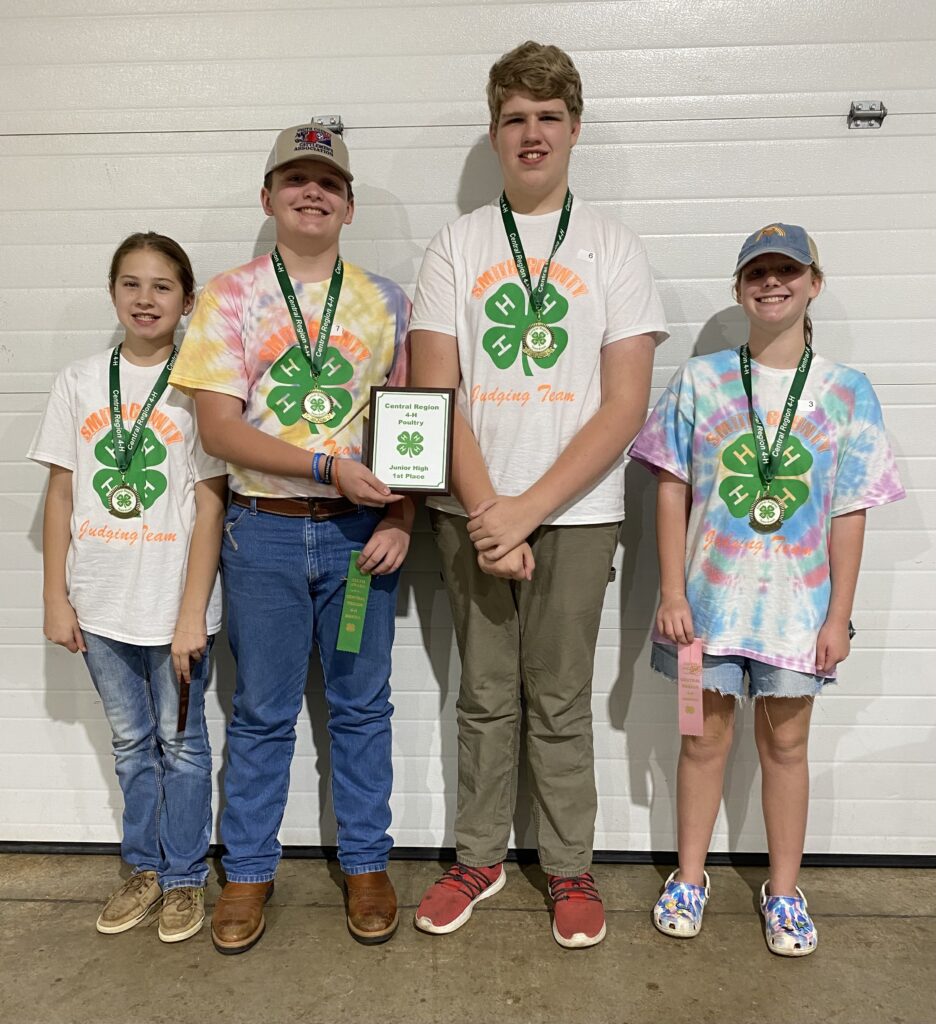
[
  {"xmin": 271, "ymin": 246, "xmax": 343, "ymax": 424},
  {"xmin": 739, "ymin": 343, "xmax": 813, "ymax": 533},
  {"xmin": 499, "ymin": 189, "xmax": 573, "ymax": 358},
  {"xmin": 107, "ymin": 345, "xmax": 177, "ymax": 519}
]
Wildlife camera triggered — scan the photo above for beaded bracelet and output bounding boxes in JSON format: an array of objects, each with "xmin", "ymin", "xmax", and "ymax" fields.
[{"xmin": 332, "ymin": 457, "xmax": 345, "ymax": 497}]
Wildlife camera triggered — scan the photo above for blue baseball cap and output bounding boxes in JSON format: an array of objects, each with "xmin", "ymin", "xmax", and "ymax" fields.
[{"xmin": 735, "ymin": 223, "xmax": 819, "ymax": 273}]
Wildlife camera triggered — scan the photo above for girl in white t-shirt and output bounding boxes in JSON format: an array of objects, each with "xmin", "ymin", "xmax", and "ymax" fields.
[{"xmin": 29, "ymin": 233, "xmax": 227, "ymax": 944}]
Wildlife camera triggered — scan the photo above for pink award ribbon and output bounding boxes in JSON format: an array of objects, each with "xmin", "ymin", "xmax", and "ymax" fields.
[{"xmin": 678, "ymin": 639, "xmax": 704, "ymax": 736}]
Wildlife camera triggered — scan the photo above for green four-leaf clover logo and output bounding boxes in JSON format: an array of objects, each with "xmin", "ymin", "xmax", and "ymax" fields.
[
  {"xmin": 396, "ymin": 431, "xmax": 424, "ymax": 458},
  {"xmin": 718, "ymin": 433, "xmax": 813, "ymax": 521},
  {"xmin": 527, "ymin": 326, "xmax": 550, "ymax": 348},
  {"xmin": 92, "ymin": 428, "xmax": 168, "ymax": 512},
  {"xmin": 267, "ymin": 345, "xmax": 354, "ymax": 434},
  {"xmin": 482, "ymin": 282, "xmax": 568, "ymax": 376}
]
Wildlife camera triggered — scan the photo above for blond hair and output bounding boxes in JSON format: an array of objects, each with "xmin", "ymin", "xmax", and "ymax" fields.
[{"xmin": 487, "ymin": 41, "xmax": 583, "ymax": 126}]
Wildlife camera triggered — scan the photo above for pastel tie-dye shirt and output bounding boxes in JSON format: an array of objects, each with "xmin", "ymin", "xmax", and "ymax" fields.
[
  {"xmin": 170, "ymin": 254, "xmax": 411, "ymax": 497},
  {"xmin": 629, "ymin": 348, "xmax": 905, "ymax": 675}
]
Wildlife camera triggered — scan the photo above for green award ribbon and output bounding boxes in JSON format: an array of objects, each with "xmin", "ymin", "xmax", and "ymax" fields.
[
  {"xmin": 107, "ymin": 345, "xmax": 177, "ymax": 519},
  {"xmin": 739, "ymin": 343, "xmax": 813, "ymax": 533},
  {"xmin": 336, "ymin": 550, "xmax": 372, "ymax": 654},
  {"xmin": 270, "ymin": 247, "xmax": 344, "ymax": 424},
  {"xmin": 498, "ymin": 189, "xmax": 573, "ymax": 358}
]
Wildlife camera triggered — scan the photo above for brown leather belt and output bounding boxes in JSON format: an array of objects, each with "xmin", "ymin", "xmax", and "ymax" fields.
[{"xmin": 231, "ymin": 492, "xmax": 357, "ymax": 521}]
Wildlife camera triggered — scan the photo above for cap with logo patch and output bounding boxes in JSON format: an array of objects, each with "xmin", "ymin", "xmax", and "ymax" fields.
[
  {"xmin": 265, "ymin": 122, "xmax": 353, "ymax": 183},
  {"xmin": 735, "ymin": 223, "xmax": 819, "ymax": 273}
]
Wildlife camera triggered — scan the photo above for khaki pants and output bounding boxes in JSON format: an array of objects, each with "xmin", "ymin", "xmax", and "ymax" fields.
[{"xmin": 430, "ymin": 509, "xmax": 619, "ymax": 877}]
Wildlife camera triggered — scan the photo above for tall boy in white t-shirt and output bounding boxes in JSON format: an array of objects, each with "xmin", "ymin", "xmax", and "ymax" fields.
[{"xmin": 410, "ymin": 41, "xmax": 668, "ymax": 948}]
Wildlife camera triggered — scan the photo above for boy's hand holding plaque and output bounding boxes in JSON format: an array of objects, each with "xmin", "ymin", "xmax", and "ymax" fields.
[{"xmin": 366, "ymin": 387, "xmax": 455, "ymax": 495}]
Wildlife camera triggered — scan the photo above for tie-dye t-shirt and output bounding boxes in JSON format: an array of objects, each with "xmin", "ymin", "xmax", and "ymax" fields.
[
  {"xmin": 629, "ymin": 348, "xmax": 905, "ymax": 675},
  {"xmin": 169, "ymin": 254, "xmax": 411, "ymax": 498}
]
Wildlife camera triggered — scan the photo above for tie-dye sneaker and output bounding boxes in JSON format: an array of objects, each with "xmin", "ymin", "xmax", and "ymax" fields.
[
  {"xmin": 759, "ymin": 882, "xmax": 818, "ymax": 957},
  {"xmin": 652, "ymin": 870, "xmax": 711, "ymax": 938}
]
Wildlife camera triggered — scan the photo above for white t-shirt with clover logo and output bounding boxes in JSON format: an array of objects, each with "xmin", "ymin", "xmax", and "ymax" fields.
[
  {"xmin": 411, "ymin": 199, "xmax": 668, "ymax": 523},
  {"xmin": 28, "ymin": 349, "xmax": 225, "ymax": 646}
]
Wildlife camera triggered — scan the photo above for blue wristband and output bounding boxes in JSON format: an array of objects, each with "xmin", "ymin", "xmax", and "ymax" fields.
[{"xmin": 312, "ymin": 452, "xmax": 323, "ymax": 483}]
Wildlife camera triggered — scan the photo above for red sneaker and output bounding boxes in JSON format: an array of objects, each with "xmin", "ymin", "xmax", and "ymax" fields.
[
  {"xmin": 548, "ymin": 872, "xmax": 606, "ymax": 948},
  {"xmin": 414, "ymin": 863, "xmax": 506, "ymax": 934}
]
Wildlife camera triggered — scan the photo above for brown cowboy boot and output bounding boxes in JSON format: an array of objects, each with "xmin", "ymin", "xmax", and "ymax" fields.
[
  {"xmin": 343, "ymin": 870, "xmax": 398, "ymax": 945},
  {"xmin": 211, "ymin": 880, "xmax": 274, "ymax": 955}
]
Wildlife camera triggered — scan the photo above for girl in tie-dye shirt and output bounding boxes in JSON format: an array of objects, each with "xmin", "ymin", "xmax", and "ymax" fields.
[{"xmin": 629, "ymin": 224, "xmax": 904, "ymax": 957}]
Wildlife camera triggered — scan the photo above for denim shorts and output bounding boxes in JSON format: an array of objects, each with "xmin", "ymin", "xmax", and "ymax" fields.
[{"xmin": 650, "ymin": 642, "xmax": 831, "ymax": 700}]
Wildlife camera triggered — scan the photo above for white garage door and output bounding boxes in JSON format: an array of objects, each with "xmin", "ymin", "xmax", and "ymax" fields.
[{"xmin": 1, "ymin": 0, "xmax": 934, "ymax": 855}]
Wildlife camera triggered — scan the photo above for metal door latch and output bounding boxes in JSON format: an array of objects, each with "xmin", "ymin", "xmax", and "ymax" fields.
[
  {"xmin": 847, "ymin": 101, "xmax": 887, "ymax": 129},
  {"xmin": 311, "ymin": 114, "xmax": 345, "ymax": 135}
]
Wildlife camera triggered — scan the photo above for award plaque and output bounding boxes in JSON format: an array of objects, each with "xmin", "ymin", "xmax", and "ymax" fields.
[{"xmin": 366, "ymin": 387, "xmax": 454, "ymax": 495}]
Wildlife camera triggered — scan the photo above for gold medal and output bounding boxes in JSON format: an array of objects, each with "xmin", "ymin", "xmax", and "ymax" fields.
[
  {"xmin": 108, "ymin": 483, "xmax": 142, "ymax": 520},
  {"xmin": 301, "ymin": 388, "xmax": 334, "ymax": 424},
  {"xmin": 522, "ymin": 321, "xmax": 557, "ymax": 359},
  {"xmin": 272, "ymin": 249, "xmax": 344, "ymax": 431},
  {"xmin": 739, "ymin": 344, "xmax": 813, "ymax": 534},
  {"xmin": 500, "ymin": 190, "xmax": 572, "ymax": 364},
  {"xmin": 749, "ymin": 494, "xmax": 784, "ymax": 533},
  {"xmin": 106, "ymin": 345, "xmax": 175, "ymax": 520}
]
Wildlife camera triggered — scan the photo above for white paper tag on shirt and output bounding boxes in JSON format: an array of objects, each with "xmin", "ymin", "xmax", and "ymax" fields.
[
  {"xmin": 577, "ymin": 249, "xmax": 596, "ymax": 263},
  {"xmin": 798, "ymin": 396, "xmax": 816, "ymax": 411},
  {"xmin": 331, "ymin": 322, "xmax": 345, "ymax": 336}
]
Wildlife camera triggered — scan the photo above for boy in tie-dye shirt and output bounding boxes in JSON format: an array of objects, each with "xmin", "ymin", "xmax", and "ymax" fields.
[
  {"xmin": 170, "ymin": 122, "xmax": 411, "ymax": 955},
  {"xmin": 630, "ymin": 224, "xmax": 904, "ymax": 958}
]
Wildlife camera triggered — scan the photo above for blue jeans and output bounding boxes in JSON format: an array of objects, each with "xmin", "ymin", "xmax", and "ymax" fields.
[
  {"xmin": 83, "ymin": 632, "xmax": 214, "ymax": 890},
  {"xmin": 651, "ymin": 642, "xmax": 830, "ymax": 699},
  {"xmin": 219, "ymin": 501, "xmax": 398, "ymax": 882}
]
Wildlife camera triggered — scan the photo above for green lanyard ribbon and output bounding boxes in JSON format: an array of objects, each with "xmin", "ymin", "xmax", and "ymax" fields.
[
  {"xmin": 739, "ymin": 343, "xmax": 812, "ymax": 494},
  {"xmin": 271, "ymin": 247, "xmax": 343, "ymax": 379},
  {"xmin": 109, "ymin": 345, "xmax": 177, "ymax": 476},
  {"xmin": 498, "ymin": 189, "xmax": 573, "ymax": 318}
]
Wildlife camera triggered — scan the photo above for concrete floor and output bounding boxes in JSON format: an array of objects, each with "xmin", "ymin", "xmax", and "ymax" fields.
[{"xmin": 0, "ymin": 855, "xmax": 933, "ymax": 1024}]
